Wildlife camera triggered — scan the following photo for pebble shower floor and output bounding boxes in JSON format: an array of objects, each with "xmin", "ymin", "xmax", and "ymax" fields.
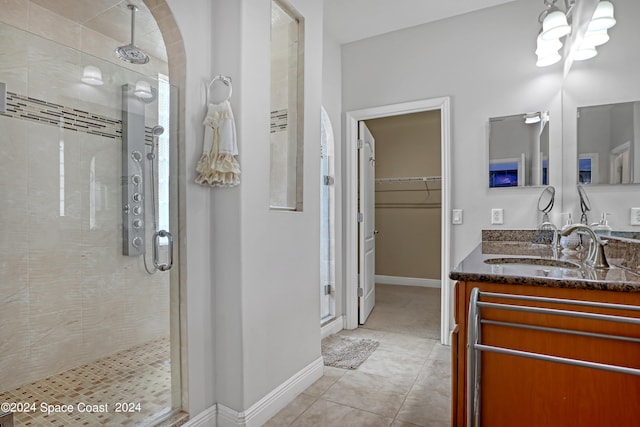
[{"xmin": 0, "ymin": 337, "xmax": 173, "ymax": 426}]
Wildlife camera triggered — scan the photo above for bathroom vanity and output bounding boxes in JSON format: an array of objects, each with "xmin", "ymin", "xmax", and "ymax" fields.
[{"xmin": 450, "ymin": 231, "xmax": 640, "ymax": 427}]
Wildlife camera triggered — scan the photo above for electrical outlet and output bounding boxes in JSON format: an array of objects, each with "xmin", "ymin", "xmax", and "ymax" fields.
[
  {"xmin": 452, "ymin": 209, "xmax": 463, "ymax": 225},
  {"xmin": 491, "ymin": 208, "xmax": 504, "ymax": 225},
  {"xmin": 631, "ymin": 208, "xmax": 640, "ymax": 225}
]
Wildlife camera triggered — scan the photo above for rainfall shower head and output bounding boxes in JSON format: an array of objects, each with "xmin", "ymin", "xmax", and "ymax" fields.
[{"xmin": 115, "ymin": 4, "xmax": 150, "ymax": 65}]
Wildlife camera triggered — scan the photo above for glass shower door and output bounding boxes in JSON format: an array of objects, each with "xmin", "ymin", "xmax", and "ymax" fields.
[
  {"xmin": 0, "ymin": 22, "xmax": 181, "ymax": 426},
  {"xmin": 320, "ymin": 107, "xmax": 335, "ymax": 322}
]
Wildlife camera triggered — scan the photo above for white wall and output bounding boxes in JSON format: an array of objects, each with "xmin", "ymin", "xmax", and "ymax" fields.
[
  {"xmin": 211, "ymin": 0, "xmax": 323, "ymax": 412},
  {"xmin": 168, "ymin": 0, "xmax": 324, "ymax": 418},
  {"xmin": 341, "ymin": 0, "xmax": 563, "ymax": 269},
  {"xmin": 165, "ymin": 0, "xmax": 217, "ymax": 416}
]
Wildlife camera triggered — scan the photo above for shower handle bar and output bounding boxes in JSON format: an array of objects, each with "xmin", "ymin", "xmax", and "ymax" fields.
[{"xmin": 153, "ymin": 230, "xmax": 173, "ymax": 271}]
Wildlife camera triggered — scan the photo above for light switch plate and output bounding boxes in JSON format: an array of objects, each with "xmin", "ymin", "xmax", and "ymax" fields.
[
  {"xmin": 452, "ymin": 209, "xmax": 463, "ymax": 225},
  {"xmin": 491, "ymin": 208, "xmax": 504, "ymax": 225},
  {"xmin": 631, "ymin": 208, "xmax": 640, "ymax": 225}
]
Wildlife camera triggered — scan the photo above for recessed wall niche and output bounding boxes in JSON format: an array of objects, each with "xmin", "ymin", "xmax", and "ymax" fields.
[{"xmin": 270, "ymin": 0, "xmax": 304, "ymax": 211}]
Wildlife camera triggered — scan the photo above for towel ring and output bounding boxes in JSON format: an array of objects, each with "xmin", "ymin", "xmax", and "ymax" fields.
[{"xmin": 207, "ymin": 74, "xmax": 233, "ymax": 104}]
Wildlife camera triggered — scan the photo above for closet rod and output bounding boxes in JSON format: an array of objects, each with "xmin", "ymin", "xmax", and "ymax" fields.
[{"xmin": 375, "ymin": 176, "xmax": 441, "ymax": 184}]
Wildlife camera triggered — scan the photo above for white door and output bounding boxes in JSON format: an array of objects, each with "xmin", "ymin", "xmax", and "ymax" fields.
[{"xmin": 358, "ymin": 121, "xmax": 376, "ymax": 324}]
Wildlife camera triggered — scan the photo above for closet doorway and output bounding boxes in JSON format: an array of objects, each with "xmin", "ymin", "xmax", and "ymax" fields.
[
  {"xmin": 345, "ymin": 97, "xmax": 452, "ymax": 345},
  {"xmin": 363, "ymin": 111, "xmax": 442, "ymax": 339}
]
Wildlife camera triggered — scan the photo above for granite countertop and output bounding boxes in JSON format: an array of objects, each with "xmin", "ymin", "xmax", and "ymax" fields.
[{"xmin": 450, "ymin": 238, "xmax": 640, "ymax": 293}]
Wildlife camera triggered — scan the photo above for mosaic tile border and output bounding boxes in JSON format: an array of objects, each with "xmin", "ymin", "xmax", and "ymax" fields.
[
  {"xmin": 2, "ymin": 91, "xmax": 121, "ymax": 139},
  {"xmin": 271, "ymin": 109, "xmax": 288, "ymax": 133},
  {"xmin": 1, "ymin": 91, "xmax": 155, "ymax": 142}
]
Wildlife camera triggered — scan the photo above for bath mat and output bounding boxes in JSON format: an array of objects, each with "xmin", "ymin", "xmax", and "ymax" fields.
[{"xmin": 321, "ymin": 335, "xmax": 379, "ymax": 369}]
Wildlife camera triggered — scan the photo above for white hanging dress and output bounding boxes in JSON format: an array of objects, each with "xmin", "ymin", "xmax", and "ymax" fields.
[{"xmin": 195, "ymin": 100, "xmax": 241, "ymax": 187}]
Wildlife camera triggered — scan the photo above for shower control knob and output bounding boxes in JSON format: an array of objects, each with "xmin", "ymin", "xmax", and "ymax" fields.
[
  {"xmin": 132, "ymin": 219, "xmax": 144, "ymax": 229},
  {"xmin": 132, "ymin": 237, "xmax": 143, "ymax": 248},
  {"xmin": 131, "ymin": 151, "xmax": 143, "ymax": 162},
  {"xmin": 132, "ymin": 206, "xmax": 142, "ymax": 215},
  {"xmin": 132, "ymin": 193, "xmax": 143, "ymax": 202},
  {"xmin": 132, "ymin": 174, "xmax": 142, "ymax": 185}
]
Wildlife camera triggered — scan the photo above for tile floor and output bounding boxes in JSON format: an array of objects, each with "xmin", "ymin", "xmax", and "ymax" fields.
[
  {"xmin": 361, "ymin": 284, "xmax": 441, "ymax": 340},
  {"xmin": 265, "ymin": 284, "xmax": 451, "ymax": 427},
  {"xmin": 0, "ymin": 337, "xmax": 178, "ymax": 426}
]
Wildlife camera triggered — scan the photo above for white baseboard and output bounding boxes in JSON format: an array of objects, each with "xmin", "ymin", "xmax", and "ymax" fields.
[
  {"xmin": 375, "ymin": 275, "xmax": 441, "ymax": 288},
  {"xmin": 183, "ymin": 404, "xmax": 217, "ymax": 427},
  {"xmin": 216, "ymin": 356, "xmax": 324, "ymax": 427},
  {"xmin": 320, "ymin": 315, "xmax": 344, "ymax": 339}
]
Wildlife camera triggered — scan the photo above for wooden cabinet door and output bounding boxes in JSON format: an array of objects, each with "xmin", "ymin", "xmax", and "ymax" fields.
[{"xmin": 455, "ymin": 281, "xmax": 640, "ymax": 427}]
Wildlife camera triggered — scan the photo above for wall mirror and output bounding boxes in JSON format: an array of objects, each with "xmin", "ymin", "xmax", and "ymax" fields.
[
  {"xmin": 488, "ymin": 112, "xmax": 550, "ymax": 188},
  {"xmin": 577, "ymin": 101, "xmax": 640, "ymax": 185},
  {"xmin": 561, "ymin": 0, "xmax": 640, "ymax": 233}
]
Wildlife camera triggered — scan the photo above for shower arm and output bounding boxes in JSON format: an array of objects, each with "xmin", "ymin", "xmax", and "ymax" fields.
[{"xmin": 129, "ymin": 4, "xmax": 138, "ymax": 46}]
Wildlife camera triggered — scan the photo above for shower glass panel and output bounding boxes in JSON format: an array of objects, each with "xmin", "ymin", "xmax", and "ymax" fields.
[
  {"xmin": 320, "ymin": 107, "xmax": 335, "ymax": 322},
  {"xmin": 0, "ymin": 21, "xmax": 181, "ymax": 426}
]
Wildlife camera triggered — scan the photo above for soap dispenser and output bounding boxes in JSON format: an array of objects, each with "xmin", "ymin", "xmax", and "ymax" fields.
[
  {"xmin": 560, "ymin": 213, "xmax": 581, "ymax": 253},
  {"xmin": 592, "ymin": 212, "xmax": 612, "ymax": 236}
]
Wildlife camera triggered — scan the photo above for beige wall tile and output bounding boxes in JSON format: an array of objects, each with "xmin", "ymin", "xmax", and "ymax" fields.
[
  {"xmin": 0, "ymin": 351, "xmax": 32, "ymax": 392},
  {"xmin": 80, "ymin": 26, "xmax": 121, "ymax": 66},
  {"xmin": 30, "ymin": 0, "xmax": 121, "ymax": 25},
  {"xmin": 0, "ymin": 0, "xmax": 29, "ymax": 29},
  {"xmin": 0, "ymin": 24, "xmax": 29, "ymax": 93},
  {"xmin": 0, "ymin": 284, "xmax": 30, "ymax": 354},
  {"xmin": 30, "ymin": 309, "xmax": 83, "ymax": 346},
  {"xmin": 28, "ymin": 2, "xmax": 82, "ymax": 50},
  {"xmin": 29, "ymin": 333, "xmax": 86, "ymax": 380},
  {"xmin": 26, "ymin": 37, "xmax": 82, "ymax": 108}
]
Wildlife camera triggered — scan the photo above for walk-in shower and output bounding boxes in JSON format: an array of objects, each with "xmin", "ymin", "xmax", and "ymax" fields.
[{"xmin": 0, "ymin": 8, "xmax": 181, "ymax": 425}]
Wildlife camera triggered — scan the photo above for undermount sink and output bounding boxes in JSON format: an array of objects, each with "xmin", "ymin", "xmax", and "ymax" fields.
[
  {"xmin": 484, "ymin": 257, "xmax": 581, "ymax": 269},
  {"xmin": 484, "ymin": 257, "xmax": 582, "ymax": 279}
]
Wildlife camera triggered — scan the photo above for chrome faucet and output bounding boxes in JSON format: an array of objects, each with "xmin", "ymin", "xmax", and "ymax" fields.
[{"xmin": 559, "ymin": 224, "xmax": 609, "ymax": 269}]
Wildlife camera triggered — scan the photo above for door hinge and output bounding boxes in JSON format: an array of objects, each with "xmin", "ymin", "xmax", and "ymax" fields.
[
  {"xmin": 357, "ymin": 139, "xmax": 364, "ymax": 149},
  {"xmin": 357, "ymin": 212, "xmax": 364, "ymax": 223},
  {"xmin": 324, "ymin": 284, "xmax": 333, "ymax": 295},
  {"xmin": 323, "ymin": 175, "xmax": 334, "ymax": 185},
  {"xmin": 357, "ymin": 288, "xmax": 364, "ymax": 297}
]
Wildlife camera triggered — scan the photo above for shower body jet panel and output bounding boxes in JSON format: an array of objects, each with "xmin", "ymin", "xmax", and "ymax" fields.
[{"xmin": 122, "ymin": 83, "xmax": 147, "ymax": 256}]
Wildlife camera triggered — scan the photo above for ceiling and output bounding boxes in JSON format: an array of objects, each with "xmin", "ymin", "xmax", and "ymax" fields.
[
  {"xmin": 324, "ymin": 0, "xmax": 521, "ymax": 44},
  {"xmin": 32, "ymin": 0, "xmax": 522, "ymax": 61}
]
